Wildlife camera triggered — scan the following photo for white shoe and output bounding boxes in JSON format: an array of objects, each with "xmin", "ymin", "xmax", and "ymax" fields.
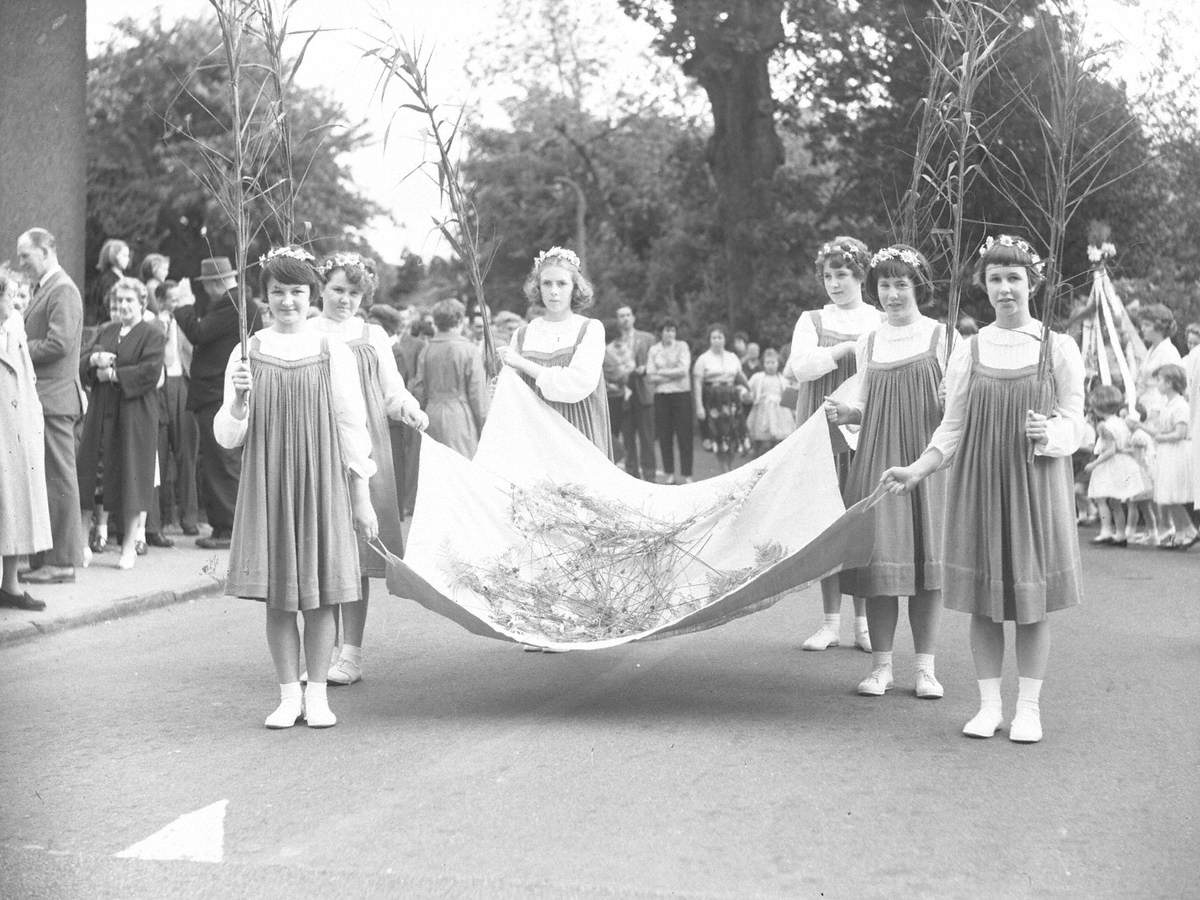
[
  {"xmin": 117, "ymin": 549, "xmax": 136, "ymax": 570},
  {"xmin": 264, "ymin": 696, "xmax": 303, "ymax": 729},
  {"xmin": 802, "ymin": 626, "xmax": 840, "ymax": 650},
  {"xmin": 915, "ymin": 671, "xmax": 944, "ymax": 699},
  {"xmin": 1009, "ymin": 707, "xmax": 1042, "ymax": 743},
  {"xmin": 854, "ymin": 629, "xmax": 872, "ymax": 653},
  {"xmin": 327, "ymin": 657, "xmax": 362, "ymax": 685},
  {"xmin": 303, "ymin": 684, "xmax": 337, "ymax": 728},
  {"xmin": 857, "ymin": 667, "xmax": 893, "ymax": 696},
  {"xmin": 962, "ymin": 708, "xmax": 1004, "ymax": 738}
]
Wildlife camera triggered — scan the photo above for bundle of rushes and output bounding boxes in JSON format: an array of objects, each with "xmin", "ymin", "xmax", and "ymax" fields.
[{"xmin": 448, "ymin": 472, "xmax": 785, "ymax": 641}]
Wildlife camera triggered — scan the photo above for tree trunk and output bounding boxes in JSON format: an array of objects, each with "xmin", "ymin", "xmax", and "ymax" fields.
[{"xmin": 677, "ymin": 1, "xmax": 785, "ymax": 332}]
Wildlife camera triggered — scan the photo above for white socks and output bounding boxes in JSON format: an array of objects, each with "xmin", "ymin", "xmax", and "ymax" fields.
[
  {"xmin": 1010, "ymin": 677, "xmax": 1043, "ymax": 743},
  {"xmin": 825, "ymin": 613, "xmax": 841, "ymax": 632},
  {"xmin": 340, "ymin": 644, "xmax": 362, "ymax": 665},
  {"xmin": 264, "ymin": 682, "xmax": 303, "ymax": 729},
  {"xmin": 962, "ymin": 677, "xmax": 1043, "ymax": 741},
  {"xmin": 303, "ymin": 681, "xmax": 337, "ymax": 728},
  {"xmin": 872, "ymin": 650, "xmax": 893, "ymax": 672},
  {"xmin": 914, "ymin": 653, "xmax": 935, "ymax": 676},
  {"xmin": 963, "ymin": 677, "xmax": 1004, "ymax": 737}
]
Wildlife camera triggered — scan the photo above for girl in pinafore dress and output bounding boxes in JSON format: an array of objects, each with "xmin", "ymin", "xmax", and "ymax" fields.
[
  {"xmin": 786, "ymin": 236, "xmax": 882, "ymax": 653},
  {"xmin": 1084, "ymin": 383, "xmax": 1147, "ymax": 546},
  {"xmin": 826, "ymin": 245, "xmax": 947, "ymax": 700},
  {"xmin": 216, "ymin": 248, "xmax": 378, "ymax": 729},
  {"xmin": 499, "ymin": 246, "xmax": 612, "ymax": 459},
  {"xmin": 883, "ymin": 236, "xmax": 1086, "ymax": 744},
  {"xmin": 314, "ymin": 252, "xmax": 428, "ymax": 686}
]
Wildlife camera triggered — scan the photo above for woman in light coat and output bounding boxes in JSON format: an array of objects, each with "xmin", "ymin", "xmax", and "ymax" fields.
[{"xmin": 0, "ymin": 269, "xmax": 52, "ymax": 610}]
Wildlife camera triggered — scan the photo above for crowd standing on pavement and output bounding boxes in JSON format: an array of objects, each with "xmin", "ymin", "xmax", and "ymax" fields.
[{"xmin": 1, "ymin": 227, "xmax": 1197, "ymax": 743}]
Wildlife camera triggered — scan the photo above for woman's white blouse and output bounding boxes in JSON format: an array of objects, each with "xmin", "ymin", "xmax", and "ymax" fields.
[
  {"xmin": 213, "ymin": 325, "xmax": 376, "ymax": 478},
  {"xmin": 786, "ymin": 303, "xmax": 883, "ymax": 382},
  {"xmin": 848, "ymin": 315, "xmax": 946, "ymax": 413},
  {"xmin": 692, "ymin": 349, "xmax": 743, "ymax": 383},
  {"xmin": 927, "ymin": 322, "xmax": 1086, "ymax": 463},
  {"xmin": 312, "ymin": 316, "xmax": 421, "ymax": 421},
  {"xmin": 510, "ymin": 314, "xmax": 605, "ymax": 403}
]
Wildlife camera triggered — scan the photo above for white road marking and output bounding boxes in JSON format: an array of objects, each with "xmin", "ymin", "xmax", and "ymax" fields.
[{"xmin": 114, "ymin": 799, "xmax": 227, "ymax": 863}]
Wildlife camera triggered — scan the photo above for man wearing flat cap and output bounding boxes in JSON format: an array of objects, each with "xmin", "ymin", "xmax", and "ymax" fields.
[{"xmin": 173, "ymin": 257, "xmax": 261, "ymax": 549}]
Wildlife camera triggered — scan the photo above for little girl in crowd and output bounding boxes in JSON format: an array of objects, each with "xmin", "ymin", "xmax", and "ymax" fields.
[
  {"xmin": 745, "ymin": 348, "xmax": 795, "ymax": 457},
  {"xmin": 1084, "ymin": 384, "xmax": 1148, "ymax": 546},
  {"xmin": 883, "ymin": 235, "xmax": 1085, "ymax": 744},
  {"xmin": 787, "ymin": 236, "xmax": 882, "ymax": 653},
  {"xmin": 827, "ymin": 244, "xmax": 947, "ymax": 700},
  {"xmin": 313, "ymin": 253, "xmax": 428, "ymax": 686},
  {"xmin": 1123, "ymin": 403, "xmax": 1161, "ymax": 543},
  {"xmin": 1138, "ymin": 363, "xmax": 1197, "ymax": 549},
  {"xmin": 216, "ymin": 247, "xmax": 379, "ymax": 730}
]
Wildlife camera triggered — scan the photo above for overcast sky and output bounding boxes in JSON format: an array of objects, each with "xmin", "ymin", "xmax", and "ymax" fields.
[{"xmin": 86, "ymin": 0, "xmax": 1195, "ymax": 262}]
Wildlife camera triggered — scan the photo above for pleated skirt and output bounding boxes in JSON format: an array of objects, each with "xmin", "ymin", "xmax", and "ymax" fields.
[
  {"xmin": 942, "ymin": 361, "xmax": 1082, "ymax": 623},
  {"xmin": 227, "ymin": 346, "xmax": 361, "ymax": 610},
  {"xmin": 349, "ymin": 338, "xmax": 406, "ymax": 577},
  {"xmin": 841, "ymin": 353, "xmax": 945, "ymax": 598},
  {"xmin": 796, "ymin": 333, "xmax": 858, "ymax": 488}
]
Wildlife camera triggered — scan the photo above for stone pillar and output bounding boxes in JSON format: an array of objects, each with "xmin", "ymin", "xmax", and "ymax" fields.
[{"xmin": 0, "ymin": 0, "xmax": 87, "ymax": 287}]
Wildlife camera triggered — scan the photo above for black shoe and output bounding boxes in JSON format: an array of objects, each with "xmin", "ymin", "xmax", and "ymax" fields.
[
  {"xmin": 146, "ymin": 532, "xmax": 175, "ymax": 548},
  {"xmin": 0, "ymin": 589, "xmax": 46, "ymax": 611},
  {"xmin": 181, "ymin": 524, "xmax": 200, "ymax": 536},
  {"xmin": 196, "ymin": 536, "xmax": 231, "ymax": 550}
]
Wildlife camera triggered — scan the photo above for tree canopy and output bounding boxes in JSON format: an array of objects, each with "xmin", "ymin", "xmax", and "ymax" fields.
[{"xmin": 87, "ymin": 13, "xmax": 379, "ymax": 289}]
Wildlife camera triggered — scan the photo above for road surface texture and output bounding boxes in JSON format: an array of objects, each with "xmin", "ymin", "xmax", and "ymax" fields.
[{"xmin": 1, "ymin": 526, "xmax": 1196, "ymax": 898}]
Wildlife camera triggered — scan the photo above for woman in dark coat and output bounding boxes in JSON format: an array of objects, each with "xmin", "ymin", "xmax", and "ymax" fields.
[{"xmin": 77, "ymin": 277, "xmax": 165, "ymax": 569}]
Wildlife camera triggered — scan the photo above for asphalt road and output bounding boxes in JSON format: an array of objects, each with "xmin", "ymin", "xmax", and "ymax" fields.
[{"xmin": 1, "ymin": 532, "xmax": 1197, "ymax": 898}]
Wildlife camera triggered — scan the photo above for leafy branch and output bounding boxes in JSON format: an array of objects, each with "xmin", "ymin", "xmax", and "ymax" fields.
[{"xmin": 363, "ymin": 22, "xmax": 501, "ymax": 379}]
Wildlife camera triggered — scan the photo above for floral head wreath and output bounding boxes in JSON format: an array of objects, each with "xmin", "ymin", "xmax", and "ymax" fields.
[
  {"xmin": 1086, "ymin": 241, "xmax": 1117, "ymax": 264},
  {"xmin": 815, "ymin": 240, "xmax": 868, "ymax": 270},
  {"xmin": 980, "ymin": 235, "xmax": 1044, "ymax": 273},
  {"xmin": 259, "ymin": 246, "xmax": 316, "ymax": 267},
  {"xmin": 534, "ymin": 246, "xmax": 581, "ymax": 271},
  {"xmin": 869, "ymin": 246, "xmax": 924, "ymax": 270},
  {"xmin": 318, "ymin": 251, "xmax": 376, "ymax": 278}
]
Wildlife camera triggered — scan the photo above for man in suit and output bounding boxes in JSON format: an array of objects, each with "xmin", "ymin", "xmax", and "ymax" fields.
[
  {"xmin": 173, "ymin": 257, "xmax": 260, "ymax": 550},
  {"xmin": 16, "ymin": 228, "xmax": 84, "ymax": 584},
  {"xmin": 615, "ymin": 305, "xmax": 658, "ymax": 480}
]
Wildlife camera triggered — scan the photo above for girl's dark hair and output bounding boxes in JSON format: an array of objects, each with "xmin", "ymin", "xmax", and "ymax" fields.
[
  {"xmin": 657, "ymin": 318, "xmax": 678, "ymax": 334},
  {"xmin": 867, "ymin": 244, "xmax": 934, "ymax": 305},
  {"xmin": 259, "ymin": 250, "xmax": 322, "ymax": 298},
  {"xmin": 1153, "ymin": 363, "xmax": 1187, "ymax": 395},
  {"xmin": 973, "ymin": 235, "xmax": 1045, "ymax": 293},
  {"xmin": 814, "ymin": 236, "xmax": 870, "ymax": 281},
  {"xmin": 1088, "ymin": 383, "xmax": 1124, "ymax": 417}
]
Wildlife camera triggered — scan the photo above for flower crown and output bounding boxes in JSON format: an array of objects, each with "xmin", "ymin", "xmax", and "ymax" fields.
[
  {"xmin": 1086, "ymin": 242, "xmax": 1117, "ymax": 264},
  {"xmin": 319, "ymin": 251, "xmax": 376, "ymax": 277},
  {"xmin": 980, "ymin": 235, "xmax": 1044, "ymax": 271},
  {"xmin": 869, "ymin": 247, "xmax": 924, "ymax": 270},
  {"xmin": 815, "ymin": 240, "xmax": 867, "ymax": 269},
  {"xmin": 259, "ymin": 246, "xmax": 316, "ymax": 267},
  {"xmin": 534, "ymin": 246, "xmax": 581, "ymax": 270}
]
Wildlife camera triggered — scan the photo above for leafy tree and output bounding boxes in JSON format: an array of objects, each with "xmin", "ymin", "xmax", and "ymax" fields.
[{"xmin": 86, "ymin": 13, "xmax": 379, "ymax": 293}]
